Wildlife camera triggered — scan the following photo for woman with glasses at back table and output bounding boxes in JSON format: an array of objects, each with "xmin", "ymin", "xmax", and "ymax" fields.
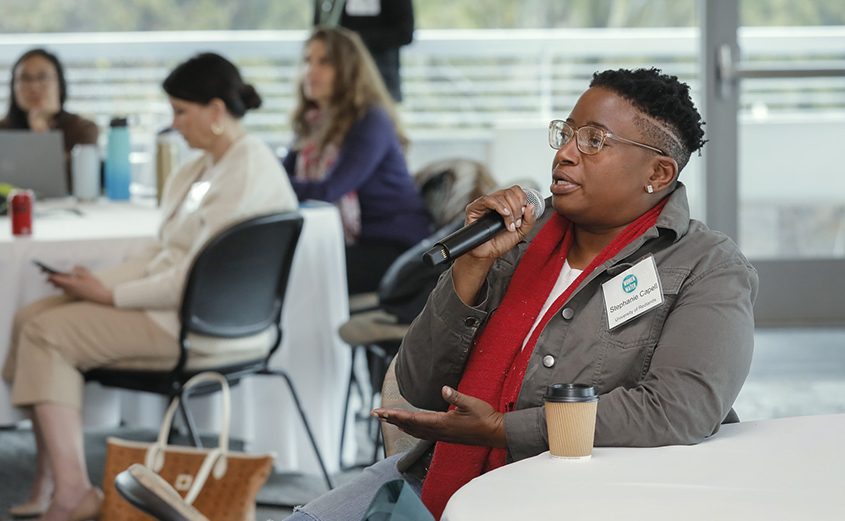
[
  {"xmin": 1, "ymin": 48, "xmax": 99, "ymax": 191},
  {"xmin": 278, "ymin": 67, "xmax": 758, "ymax": 521},
  {"xmin": 2, "ymin": 52, "xmax": 297, "ymax": 521}
]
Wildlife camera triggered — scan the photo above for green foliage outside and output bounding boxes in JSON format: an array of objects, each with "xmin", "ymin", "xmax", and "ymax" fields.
[{"xmin": 1, "ymin": 0, "xmax": 844, "ymax": 33}]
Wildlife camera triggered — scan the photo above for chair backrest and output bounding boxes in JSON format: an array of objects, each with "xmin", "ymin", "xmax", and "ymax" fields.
[
  {"xmin": 373, "ymin": 158, "xmax": 497, "ymax": 324},
  {"xmin": 180, "ymin": 212, "xmax": 304, "ymax": 344},
  {"xmin": 376, "ymin": 219, "xmax": 462, "ymax": 324}
]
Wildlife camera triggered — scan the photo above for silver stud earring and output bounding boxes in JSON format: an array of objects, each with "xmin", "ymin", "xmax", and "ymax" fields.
[{"xmin": 646, "ymin": 184, "xmax": 654, "ymax": 194}]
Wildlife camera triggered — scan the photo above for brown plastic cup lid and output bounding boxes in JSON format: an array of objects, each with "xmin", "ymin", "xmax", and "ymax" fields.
[{"xmin": 544, "ymin": 383, "xmax": 598, "ymax": 403}]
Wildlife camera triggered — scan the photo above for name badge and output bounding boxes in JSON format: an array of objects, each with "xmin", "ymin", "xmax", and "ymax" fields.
[
  {"xmin": 179, "ymin": 181, "xmax": 210, "ymax": 216},
  {"xmin": 602, "ymin": 255, "xmax": 663, "ymax": 330}
]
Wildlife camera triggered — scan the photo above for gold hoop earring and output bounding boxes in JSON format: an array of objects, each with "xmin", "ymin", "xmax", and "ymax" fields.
[
  {"xmin": 210, "ymin": 122, "xmax": 224, "ymax": 136},
  {"xmin": 646, "ymin": 185, "xmax": 654, "ymax": 194}
]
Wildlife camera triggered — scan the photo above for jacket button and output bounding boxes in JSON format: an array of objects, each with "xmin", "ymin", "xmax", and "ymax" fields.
[
  {"xmin": 561, "ymin": 307, "xmax": 575, "ymax": 320},
  {"xmin": 464, "ymin": 317, "xmax": 480, "ymax": 328},
  {"xmin": 542, "ymin": 355, "xmax": 555, "ymax": 368}
]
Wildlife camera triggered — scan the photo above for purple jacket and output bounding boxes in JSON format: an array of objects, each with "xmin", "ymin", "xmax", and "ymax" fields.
[{"xmin": 284, "ymin": 107, "xmax": 432, "ymax": 247}]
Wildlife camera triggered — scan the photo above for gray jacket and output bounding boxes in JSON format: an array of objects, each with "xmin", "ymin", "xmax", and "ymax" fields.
[{"xmin": 396, "ymin": 184, "xmax": 758, "ymax": 466}]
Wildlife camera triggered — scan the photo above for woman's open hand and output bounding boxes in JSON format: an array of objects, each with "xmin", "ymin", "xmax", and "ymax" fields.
[{"xmin": 372, "ymin": 386, "xmax": 507, "ymax": 448}]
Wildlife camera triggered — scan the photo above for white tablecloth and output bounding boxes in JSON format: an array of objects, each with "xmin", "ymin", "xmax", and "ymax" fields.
[
  {"xmin": 0, "ymin": 199, "xmax": 352, "ymax": 475},
  {"xmin": 443, "ymin": 414, "xmax": 845, "ymax": 521}
]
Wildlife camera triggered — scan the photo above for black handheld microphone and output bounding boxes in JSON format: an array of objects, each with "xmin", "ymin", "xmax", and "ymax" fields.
[{"xmin": 422, "ymin": 187, "xmax": 545, "ymax": 267}]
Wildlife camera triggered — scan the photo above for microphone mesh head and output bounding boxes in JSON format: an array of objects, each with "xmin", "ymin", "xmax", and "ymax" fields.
[{"xmin": 522, "ymin": 187, "xmax": 546, "ymax": 218}]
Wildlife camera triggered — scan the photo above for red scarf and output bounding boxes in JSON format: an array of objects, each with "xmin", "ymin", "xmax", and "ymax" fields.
[{"xmin": 420, "ymin": 199, "xmax": 668, "ymax": 519}]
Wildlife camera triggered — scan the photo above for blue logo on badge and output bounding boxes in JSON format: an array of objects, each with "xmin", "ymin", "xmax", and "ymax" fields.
[{"xmin": 622, "ymin": 274, "xmax": 638, "ymax": 293}]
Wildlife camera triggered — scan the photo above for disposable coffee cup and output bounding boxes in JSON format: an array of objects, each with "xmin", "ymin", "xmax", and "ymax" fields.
[{"xmin": 544, "ymin": 383, "xmax": 598, "ymax": 459}]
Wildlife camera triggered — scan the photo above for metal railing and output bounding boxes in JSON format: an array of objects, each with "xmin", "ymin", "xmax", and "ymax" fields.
[
  {"xmin": 1, "ymin": 27, "xmax": 843, "ymax": 139},
  {"xmin": 0, "ymin": 27, "xmax": 844, "ymax": 198}
]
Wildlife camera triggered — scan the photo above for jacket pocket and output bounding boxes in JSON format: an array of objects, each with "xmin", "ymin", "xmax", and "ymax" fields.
[
  {"xmin": 598, "ymin": 268, "xmax": 687, "ymax": 349},
  {"xmin": 594, "ymin": 268, "xmax": 688, "ymax": 389}
]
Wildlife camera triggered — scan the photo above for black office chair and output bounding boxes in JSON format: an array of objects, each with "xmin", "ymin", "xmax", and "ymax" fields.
[
  {"xmin": 337, "ymin": 219, "xmax": 462, "ymax": 468},
  {"xmin": 84, "ymin": 212, "xmax": 334, "ymax": 491}
]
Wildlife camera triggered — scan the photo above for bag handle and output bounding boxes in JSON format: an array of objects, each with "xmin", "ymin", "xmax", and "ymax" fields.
[{"xmin": 144, "ymin": 372, "xmax": 231, "ymax": 502}]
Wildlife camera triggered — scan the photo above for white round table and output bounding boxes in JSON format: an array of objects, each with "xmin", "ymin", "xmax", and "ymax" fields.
[{"xmin": 444, "ymin": 414, "xmax": 845, "ymax": 521}]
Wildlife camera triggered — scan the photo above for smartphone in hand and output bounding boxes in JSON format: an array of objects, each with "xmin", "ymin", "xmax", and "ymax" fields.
[{"xmin": 33, "ymin": 260, "xmax": 69, "ymax": 276}]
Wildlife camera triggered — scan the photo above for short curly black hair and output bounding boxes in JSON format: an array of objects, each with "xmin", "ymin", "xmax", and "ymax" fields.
[{"xmin": 590, "ymin": 67, "xmax": 706, "ymax": 173}]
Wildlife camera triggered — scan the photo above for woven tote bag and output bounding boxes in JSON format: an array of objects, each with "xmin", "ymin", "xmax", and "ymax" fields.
[{"xmin": 100, "ymin": 372, "xmax": 275, "ymax": 521}]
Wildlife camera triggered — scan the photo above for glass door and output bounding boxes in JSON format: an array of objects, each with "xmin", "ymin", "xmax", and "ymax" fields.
[{"xmin": 701, "ymin": 0, "xmax": 845, "ymax": 325}]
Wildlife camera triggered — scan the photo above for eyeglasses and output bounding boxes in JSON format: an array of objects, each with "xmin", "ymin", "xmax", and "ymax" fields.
[
  {"xmin": 548, "ymin": 119, "xmax": 665, "ymax": 156},
  {"xmin": 15, "ymin": 73, "xmax": 56, "ymax": 86}
]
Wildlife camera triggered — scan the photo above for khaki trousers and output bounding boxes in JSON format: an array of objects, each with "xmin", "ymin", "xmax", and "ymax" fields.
[{"xmin": 2, "ymin": 295, "xmax": 177, "ymax": 410}]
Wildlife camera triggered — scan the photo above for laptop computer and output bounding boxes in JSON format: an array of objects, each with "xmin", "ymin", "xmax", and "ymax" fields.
[{"xmin": 0, "ymin": 130, "xmax": 68, "ymax": 199}]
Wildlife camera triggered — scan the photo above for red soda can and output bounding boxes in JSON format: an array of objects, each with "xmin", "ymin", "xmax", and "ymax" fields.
[{"xmin": 10, "ymin": 189, "xmax": 34, "ymax": 236}]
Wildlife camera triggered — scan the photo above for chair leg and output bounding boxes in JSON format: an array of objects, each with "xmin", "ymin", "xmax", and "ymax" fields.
[
  {"xmin": 370, "ymin": 348, "xmax": 386, "ymax": 439},
  {"xmin": 337, "ymin": 346, "xmax": 363, "ymax": 470},
  {"xmin": 352, "ymin": 349, "xmax": 370, "ymax": 420},
  {"xmin": 372, "ymin": 420, "xmax": 383, "ymax": 465},
  {"xmin": 339, "ymin": 345, "xmax": 358, "ymax": 470},
  {"xmin": 367, "ymin": 353, "xmax": 389, "ymax": 466},
  {"xmin": 262, "ymin": 369, "xmax": 334, "ymax": 491},
  {"xmin": 178, "ymin": 392, "xmax": 203, "ymax": 448}
]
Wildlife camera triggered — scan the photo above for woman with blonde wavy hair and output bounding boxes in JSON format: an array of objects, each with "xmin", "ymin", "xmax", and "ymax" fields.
[{"xmin": 283, "ymin": 26, "xmax": 432, "ymax": 295}]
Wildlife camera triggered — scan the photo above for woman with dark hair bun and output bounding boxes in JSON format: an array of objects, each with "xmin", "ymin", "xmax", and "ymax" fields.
[
  {"xmin": 0, "ymin": 48, "xmax": 98, "ymax": 190},
  {"xmin": 2, "ymin": 52, "xmax": 296, "ymax": 521},
  {"xmin": 163, "ymin": 52, "xmax": 263, "ymax": 117}
]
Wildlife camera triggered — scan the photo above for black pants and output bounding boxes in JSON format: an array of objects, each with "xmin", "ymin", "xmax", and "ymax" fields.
[
  {"xmin": 345, "ymin": 240, "xmax": 407, "ymax": 295},
  {"xmin": 371, "ymin": 48, "xmax": 402, "ymax": 102}
]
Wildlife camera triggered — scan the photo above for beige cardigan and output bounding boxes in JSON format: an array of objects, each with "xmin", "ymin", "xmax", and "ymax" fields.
[{"xmin": 97, "ymin": 134, "xmax": 297, "ymax": 342}]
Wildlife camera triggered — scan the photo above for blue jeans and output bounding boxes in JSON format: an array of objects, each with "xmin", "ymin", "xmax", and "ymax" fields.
[{"xmin": 286, "ymin": 454, "xmax": 423, "ymax": 521}]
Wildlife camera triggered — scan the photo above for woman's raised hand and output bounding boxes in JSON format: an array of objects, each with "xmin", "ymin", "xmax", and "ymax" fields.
[
  {"xmin": 462, "ymin": 185, "xmax": 538, "ymax": 261},
  {"xmin": 451, "ymin": 185, "xmax": 538, "ymax": 306},
  {"xmin": 26, "ymin": 97, "xmax": 60, "ymax": 133}
]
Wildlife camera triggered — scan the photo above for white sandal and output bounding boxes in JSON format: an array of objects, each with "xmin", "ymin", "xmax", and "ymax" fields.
[{"xmin": 8, "ymin": 499, "xmax": 50, "ymax": 519}]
